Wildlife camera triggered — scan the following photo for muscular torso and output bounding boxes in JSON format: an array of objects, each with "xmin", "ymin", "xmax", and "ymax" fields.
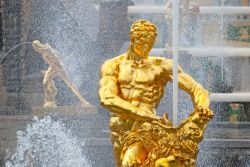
[{"xmin": 117, "ymin": 55, "xmax": 170, "ymax": 114}]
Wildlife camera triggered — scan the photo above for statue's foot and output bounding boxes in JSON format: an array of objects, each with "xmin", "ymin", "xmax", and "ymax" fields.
[
  {"xmin": 43, "ymin": 102, "xmax": 56, "ymax": 108},
  {"xmin": 80, "ymin": 101, "xmax": 92, "ymax": 108}
]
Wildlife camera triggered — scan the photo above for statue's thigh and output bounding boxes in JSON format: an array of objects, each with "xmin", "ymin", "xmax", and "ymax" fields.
[
  {"xmin": 43, "ymin": 70, "xmax": 56, "ymax": 84},
  {"xmin": 122, "ymin": 142, "xmax": 147, "ymax": 167}
]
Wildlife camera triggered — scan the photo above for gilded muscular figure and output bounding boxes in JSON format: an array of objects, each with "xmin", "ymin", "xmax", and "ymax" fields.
[
  {"xmin": 99, "ymin": 20, "xmax": 213, "ymax": 167},
  {"xmin": 32, "ymin": 40, "xmax": 90, "ymax": 108}
]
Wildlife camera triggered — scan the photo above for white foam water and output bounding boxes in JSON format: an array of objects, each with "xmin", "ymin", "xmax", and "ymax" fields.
[{"xmin": 5, "ymin": 116, "xmax": 91, "ymax": 167}]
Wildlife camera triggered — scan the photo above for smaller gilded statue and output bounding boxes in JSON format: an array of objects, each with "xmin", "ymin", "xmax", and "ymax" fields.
[
  {"xmin": 32, "ymin": 40, "xmax": 90, "ymax": 108},
  {"xmin": 99, "ymin": 20, "xmax": 213, "ymax": 167}
]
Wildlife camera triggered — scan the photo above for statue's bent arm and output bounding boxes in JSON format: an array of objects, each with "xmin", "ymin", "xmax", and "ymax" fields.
[
  {"xmin": 178, "ymin": 72, "xmax": 210, "ymax": 108},
  {"xmin": 99, "ymin": 59, "xmax": 160, "ymax": 122},
  {"xmin": 160, "ymin": 58, "xmax": 210, "ymax": 108}
]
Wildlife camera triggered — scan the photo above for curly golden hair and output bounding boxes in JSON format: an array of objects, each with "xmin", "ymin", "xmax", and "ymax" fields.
[{"xmin": 130, "ymin": 20, "xmax": 157, "ymax": 42}]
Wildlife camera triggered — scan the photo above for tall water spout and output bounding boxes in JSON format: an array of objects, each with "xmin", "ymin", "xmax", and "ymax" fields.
[{"xmin": 172, "ymin": 0, "xmax": 180, "ymax": 126}]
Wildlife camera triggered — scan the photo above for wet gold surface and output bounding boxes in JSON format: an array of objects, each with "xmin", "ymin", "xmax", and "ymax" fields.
[{"xmin": 99, "ymin": 20, "xmax": 213, "ymax": 167}]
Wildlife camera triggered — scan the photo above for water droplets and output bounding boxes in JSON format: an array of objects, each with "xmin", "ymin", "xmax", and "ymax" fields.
[{"xmin": 5, "ymin": 116, "xmax": 90, "ymax": 167}]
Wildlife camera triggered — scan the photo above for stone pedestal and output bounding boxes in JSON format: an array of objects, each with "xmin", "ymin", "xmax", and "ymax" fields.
[{"xmin": 32, "ymin": 105, "xmax": 97, "ymax": 117}]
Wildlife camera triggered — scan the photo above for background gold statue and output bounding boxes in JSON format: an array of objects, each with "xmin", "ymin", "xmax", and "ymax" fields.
[
  {"xmin": 99, "ymin": 20, "xmax": 213, "ymax": 167},
  {"xmin": 32, "ymin": 40, "xmax": 90, "ymax": 108}
]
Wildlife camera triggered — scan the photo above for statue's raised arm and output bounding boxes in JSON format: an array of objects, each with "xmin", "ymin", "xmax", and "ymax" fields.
[{"xmin": 32, "ymin": 40, "xmax": 63, "ymax": 70}]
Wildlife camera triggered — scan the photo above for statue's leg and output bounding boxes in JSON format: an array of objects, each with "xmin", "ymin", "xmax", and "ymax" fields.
[
  {"xmin": 112, "ymin": 135, "xmax": 122, "ymax": 167},
  {"xmin": 57, "ymin": 70, "xmax": 90, "ymax": 106},
  {"xmin": 109, "ymin": 116, "xmax": 123, "ymax": 167},
  {"xmin": 121, "ymin": 142, "xmax": 147, "ymax": 167},
  {"xmin": 109, "ymin": 116, "xmax": 134, "ymax": 167},
  {"xmin": 43, "ymin": 68, "xmax": 57, "ymax": 107}
]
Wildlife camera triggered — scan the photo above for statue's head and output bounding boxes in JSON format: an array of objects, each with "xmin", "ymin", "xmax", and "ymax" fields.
[
  {"xmin": 32, "ymin": 40, "xmax": 51, "ymax": 56},
  {"xmin": 32, "ymin": 40, "xmax": 59, "ymax": 61},
  {"xmin": 130, "ymin": 20, "xmax": 157, "ymax": 58}
]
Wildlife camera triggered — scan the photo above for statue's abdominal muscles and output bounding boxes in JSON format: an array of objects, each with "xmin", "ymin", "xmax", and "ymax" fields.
[{"xmin": 118, "ymin": 59, "xmax": 167, "ymax": 113}]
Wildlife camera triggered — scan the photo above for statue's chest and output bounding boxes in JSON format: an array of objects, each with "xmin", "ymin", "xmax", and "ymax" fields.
[{"xmin": 118, "ymin": 63, "xmax": 162, "ymax": 84}]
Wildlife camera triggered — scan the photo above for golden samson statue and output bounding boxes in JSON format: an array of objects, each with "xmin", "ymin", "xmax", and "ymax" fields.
[{"xmin": 99, "ymin": 20, "xmax": 213, "ymax": 167}]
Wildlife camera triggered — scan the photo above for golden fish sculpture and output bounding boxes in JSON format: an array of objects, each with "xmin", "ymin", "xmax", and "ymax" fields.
[{"xmin": 99, "ymin": 20, "xmax": 213, "ymax": 167}]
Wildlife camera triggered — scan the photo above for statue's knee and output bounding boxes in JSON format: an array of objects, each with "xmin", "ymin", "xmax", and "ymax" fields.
[
  {"xmin": 121, "ymin": 142, "xmax": 147, "ymax": 167},
  {"xmin": 155, "ymin": 155, "xmax": 180, "ymax": 167},
  {"xmin": 122, "ymin": 158, "xmax": 141, "ymax": 167}
]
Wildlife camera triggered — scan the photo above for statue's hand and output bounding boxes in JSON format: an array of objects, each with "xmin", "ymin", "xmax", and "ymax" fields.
[
  {"xmin": 193, "ymin": 106, "xmax": 213, "ymax": 123},
  {"xmin": 161, "ymin": 113, "xmax": 173, "ymax": 126}
]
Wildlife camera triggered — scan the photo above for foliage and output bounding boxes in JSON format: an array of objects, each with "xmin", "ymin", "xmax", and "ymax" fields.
[{"xmin": 226, "ymin": 24, "xmax": 241, "ymax": 40}]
